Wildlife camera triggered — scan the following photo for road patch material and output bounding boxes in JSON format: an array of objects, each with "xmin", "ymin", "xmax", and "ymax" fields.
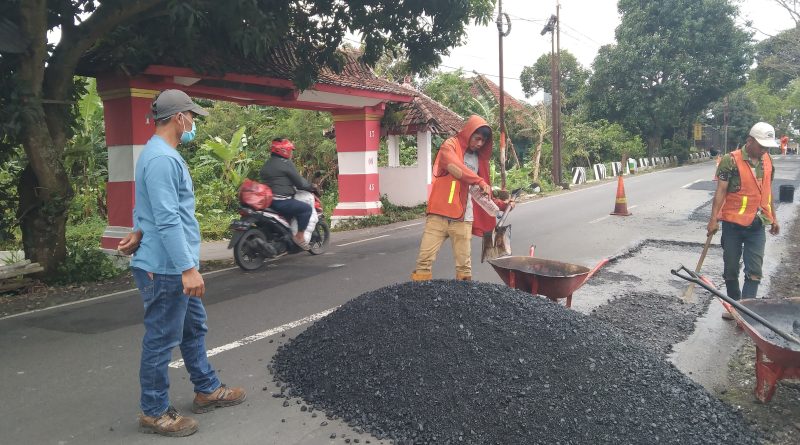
[{"xmin": 271, "ymin": 280, "xmax": 759, "ymax": 444}]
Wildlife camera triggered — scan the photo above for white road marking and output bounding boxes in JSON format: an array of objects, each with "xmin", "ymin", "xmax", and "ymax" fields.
[
  {"xmin": 336, "ymin": 234, "xmax": 390, "ymax": 247},
  {"xmin": 169, "ymin": 307, "xmax": 339, "ymax": 368},
  {"xmin": 0, "ymin": 266, "xmax": 239, "ymax": 321},
  {"xmin": 681, "ymin": 179, "xmax": 703, "ymax": 189},
  {"xmin": 396, "ymin": 222, "xmax": 423, "ymax": 229},
  {"xmin": 589, "ymin": 205, "xmax": 638, "ymax": 223},
  {"xmin": 589, "ymin": 215, "xmax": 610, "ymax": 224}
]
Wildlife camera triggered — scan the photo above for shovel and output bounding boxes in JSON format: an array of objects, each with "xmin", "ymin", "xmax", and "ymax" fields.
[
  {"xmin": 671, "ymin": 265, "xmax": 800, "ymax": 346},
  {"xmin": 481, "ymin": 188, "xmax": 522, "ymax": 263},
  {"xmin": 681, "ymin": 233, "xmax": 714, "ymax": 302}
]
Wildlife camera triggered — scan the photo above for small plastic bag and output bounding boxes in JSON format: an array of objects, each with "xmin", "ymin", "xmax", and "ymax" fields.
[{"xmin": 469, "ymin": 185, "xmax": 500, "ymax": 217}]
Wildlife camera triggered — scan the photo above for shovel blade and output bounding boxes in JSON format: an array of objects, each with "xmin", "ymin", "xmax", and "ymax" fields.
[{"xmin": 481, "ymin": 225, "xmax": 512, "ymax": 263}]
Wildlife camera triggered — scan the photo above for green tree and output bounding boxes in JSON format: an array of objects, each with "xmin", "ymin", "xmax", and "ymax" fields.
[
  {"xmin": 742, "ymin": 79, "xmax": 800, "ymax": 137},
  {"xmin": 0, "ymin": 0, "xmax": 494, "ymax": 273},
  {"xmin": 585, "ymin": 0, "xmax": 752, "ymax": 156},
  {"xmin": 751, "ymin": 27, "xmax": 800, "ymax": 90},
  {"xmin": 519, "ymin": 50, "xmax": 590, "ymax": 112},
  {"xmin": 773, "ymin": 0, "xmax": 800, "ymax": 26},
  {"xmin": 421, "ymin": 69, "xmax": 476, "ymax": 118},
  {"xmin": 703, "ymin": 90, "xmax": 760, "ymax": 150}
]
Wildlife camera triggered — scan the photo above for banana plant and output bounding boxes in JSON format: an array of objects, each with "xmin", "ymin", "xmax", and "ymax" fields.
[{"xmin": 199, "ymin": 126, "xmax": 252, "ymax": 187}]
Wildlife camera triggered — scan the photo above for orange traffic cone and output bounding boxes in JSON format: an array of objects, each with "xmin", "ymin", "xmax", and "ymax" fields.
[{"xmin": 610, "ymin": 175, "xmax": 632, "ymax": 216}]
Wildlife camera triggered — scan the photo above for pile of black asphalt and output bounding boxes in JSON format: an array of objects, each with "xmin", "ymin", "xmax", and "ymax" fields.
[
  {"xmin": 270, "ymin": 280, "xmax": 759, "ymax": 445},
  {"xmin": 591, "ymin": 291, "xmax": 712, "ymax": 354}
]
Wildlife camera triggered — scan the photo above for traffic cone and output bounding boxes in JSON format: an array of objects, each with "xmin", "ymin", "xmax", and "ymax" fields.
[{"xmin": 610, "ymin": 175, "xmax": 632, "ymax": 216}]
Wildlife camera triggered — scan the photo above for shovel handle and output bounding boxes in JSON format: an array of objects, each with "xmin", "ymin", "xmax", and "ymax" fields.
[
  {"xmin": 694, "ymin": 233, "xmax": 714, "ymax": 273},
  {"xmin": 671, "ymin": 265, "xmax": 800, "ymax": 346},
  {"xmin": 495, "ymin": 189, "xmax": 523, "ymax": 228}
]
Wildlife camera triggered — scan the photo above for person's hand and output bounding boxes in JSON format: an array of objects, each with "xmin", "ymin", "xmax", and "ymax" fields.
[
  {"xmin": 504, "ymin": 199, "xmax": 516, "ymax": 210},
  {"xmin": 707, "ymin": 219, "xmax": 719, "ymax": 237},
  {"xmin": 182, "ymin": 268, "xmax": 205, "ymax": 298},
  {"xmin": 117, "ymin": 230, "xmax": 143, "ymax": 255},
  {"xmin": 770, "ymin": 220, "xmax": 780, "ymax": 235},
  {"xmin": 480, "ymin": 182, "xmax": 491, "ymax": 195}
]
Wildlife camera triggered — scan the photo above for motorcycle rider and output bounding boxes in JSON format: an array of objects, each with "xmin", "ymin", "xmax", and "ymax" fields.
[{"xmin": 259, "ymin": 138, "xmax": 315, "ymax": 250}]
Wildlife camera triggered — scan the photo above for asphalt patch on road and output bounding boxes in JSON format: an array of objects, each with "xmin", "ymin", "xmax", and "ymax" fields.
[
  {"xmin": 591, "ymin": 292, "xmax": 712, "ymax": 354},
  {"xmin": 271, "ymin": 280, "xmax": 759, "ymax": 445}
]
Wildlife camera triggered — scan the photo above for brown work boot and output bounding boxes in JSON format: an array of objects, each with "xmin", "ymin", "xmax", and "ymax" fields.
[
  {"xmin": 138, "ymin": 406, "xmax": 198, "ymax": 437},
  {"xmin": 411, "ymin": 271, "xmax": 433, "ymax": 281},
  {"xmin": 192, "ymin": 384, "xmax": 246, "ymax": 414},
  {"xmin": 456, "ymin": 274, "xmax": 472, "ymax": 281},
  {"xmin": 721, "ymin": 310, "xmax": 734, "ymax": 320}
]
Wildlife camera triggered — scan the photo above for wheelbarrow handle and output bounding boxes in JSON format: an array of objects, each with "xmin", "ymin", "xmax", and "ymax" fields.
[{"xmin": 671, "ymin": 265, "xmax": 800, "ymax": 347}]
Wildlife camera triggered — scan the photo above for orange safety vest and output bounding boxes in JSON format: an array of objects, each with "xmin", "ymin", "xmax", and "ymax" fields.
[
  {"xmin": 427, "ymin": 115, "xmax": 503, "ymax": 236},
  {"xmin": 718, "ymin": 150, "xmax": 774, "ymax": 226}
]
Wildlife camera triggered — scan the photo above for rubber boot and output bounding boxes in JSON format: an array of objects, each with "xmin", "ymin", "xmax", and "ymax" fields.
[
  {"xmin": 411, "ymin": 271, "xmax": 432, "ymax": 282},
  {"xmin": 722, "ymin": 279, "xmax": 741, "ymax": 321},
  {"xmin": 456, "ymin": 274, "xmax": 472, "ymax": 281},
  {"xmin": 741, "ymin": 278, "xmax": 759, "ymax": 299},
  {"xmin": 724, "ymin": 280, "xmax": 741, "ymax": 301}
]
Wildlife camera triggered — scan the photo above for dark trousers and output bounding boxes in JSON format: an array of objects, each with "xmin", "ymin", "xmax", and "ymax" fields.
[
  {"xmin": 721, "ymin": 219, "xmax": 766, "ymax": 300},
  {"xmin": 271, "ymin": 198, "xmax": 312, "ymax": 231}
]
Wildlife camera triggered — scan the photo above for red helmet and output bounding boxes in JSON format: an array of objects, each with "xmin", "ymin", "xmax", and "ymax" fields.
[{"xmin": 270, "ymin": 138, "xmax": 295, "ymax": 158}]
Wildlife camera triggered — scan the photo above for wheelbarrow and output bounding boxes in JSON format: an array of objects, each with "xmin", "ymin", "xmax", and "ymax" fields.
[
  {"xmin": 672, "ymin": 265, "xmax": 800, "ymax": 403},
  {"xmin": 488, "ymin": 256, "xmax": 608, "ymax": 308}
]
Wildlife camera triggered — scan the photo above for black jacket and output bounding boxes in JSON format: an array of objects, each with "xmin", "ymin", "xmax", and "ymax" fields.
[{"xmin": 259, "ymin": 154, "xmax": 312, "ymax": 198}]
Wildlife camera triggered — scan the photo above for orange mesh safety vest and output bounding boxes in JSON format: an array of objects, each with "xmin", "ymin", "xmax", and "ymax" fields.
[{"xmin": 718, "ymin": 150, "xmax": 774, "ymax": 226}]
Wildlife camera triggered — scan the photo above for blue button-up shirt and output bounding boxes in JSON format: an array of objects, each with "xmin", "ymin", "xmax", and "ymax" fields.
[{"xmin": 131, "ymin": 135, "xmax": 201, "ymax": 274}]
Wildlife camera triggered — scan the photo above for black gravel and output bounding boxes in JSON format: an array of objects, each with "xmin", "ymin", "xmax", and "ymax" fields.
[
  {"xmin": 271, "ymin": 280, "xmax": 760, "ymax": 445},
  {"xmin": 591, "ymin": 292, "xmax": 712, "ymax": 354}
]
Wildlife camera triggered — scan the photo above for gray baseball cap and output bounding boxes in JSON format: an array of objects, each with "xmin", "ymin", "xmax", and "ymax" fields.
[{"xmin": 151, "ymin": 89, "xmax": 209, "ymax": 120}]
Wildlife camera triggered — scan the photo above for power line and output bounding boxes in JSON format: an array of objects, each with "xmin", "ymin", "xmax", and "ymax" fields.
[
  {"xmin": 439, "ymin": 64, "xmax": 521, "ymax": 81},
  {"xmin": 560, "ymin": 22, "xmax": 604, "ymax": 47}
]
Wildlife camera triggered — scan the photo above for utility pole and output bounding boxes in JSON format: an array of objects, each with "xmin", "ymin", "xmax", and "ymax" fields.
[
  {"xmin": 541, "ymin": 6, "xmax": 561, "ymax": 186},
  {"xmin": 723, "ymin": 96, "xmax": 729, "ymax": 153},
  {"xmin": 496, "ymin": 0, "xmax": 511, "ymax": 190},
  {"xmin": 554, "ymin": 1, "xmax": 562, "ymax": 186}
]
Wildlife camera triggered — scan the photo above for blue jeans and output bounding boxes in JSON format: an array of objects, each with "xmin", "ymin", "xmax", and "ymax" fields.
[
  {"xmin": 721, "ymin": 219, "xmax": 766, "ymax": 300},
  {"xmin": 270, "ymin": 198, "xmax": 312, "ymax": 231},
  {"xmin": 132, "ymin": 268, "xmax": 220, "ymax": 417}
]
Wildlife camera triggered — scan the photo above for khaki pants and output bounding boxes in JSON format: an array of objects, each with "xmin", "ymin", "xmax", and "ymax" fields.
[{"xmin": 414, "ymin": 215, "xmax": 473, "ymax": 278}]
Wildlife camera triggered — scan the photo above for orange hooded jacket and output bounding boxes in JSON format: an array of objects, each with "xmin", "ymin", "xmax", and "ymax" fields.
[{"xmin": 427, "ymin": 115, "xmax": 507, "ymax": 237}]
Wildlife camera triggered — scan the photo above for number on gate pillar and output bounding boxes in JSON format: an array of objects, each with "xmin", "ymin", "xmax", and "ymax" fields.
[
  {"xmin": 369, "ymin": 130, "xmax": 375, "ymax": 138},
  {"xmin": 369, "ymin": 184, "xmax": 375, "ymax": 191}
]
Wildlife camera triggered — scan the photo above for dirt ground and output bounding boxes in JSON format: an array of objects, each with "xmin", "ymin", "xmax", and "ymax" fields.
[
  {"xmin": 715, "ymin": 217, "xmax": 800, "ymax": 445},
  {"xmin": 0, "ymin": 259, "xmax": 234, "ymax": 317}
]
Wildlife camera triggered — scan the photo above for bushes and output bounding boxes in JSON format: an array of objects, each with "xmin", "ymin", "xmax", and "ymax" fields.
[
  {"xmin": 53, "ymin": 217, "xmax": 125, "ymax": 284},
  {"xmin": 54, "ymin": 238, "xmax": 125, "ymax": 284}
]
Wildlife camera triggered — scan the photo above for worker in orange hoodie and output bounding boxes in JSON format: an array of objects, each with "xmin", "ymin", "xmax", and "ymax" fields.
[{"xmin": 411, "ymin": 115, "xmax": 512, "ymax": 281}]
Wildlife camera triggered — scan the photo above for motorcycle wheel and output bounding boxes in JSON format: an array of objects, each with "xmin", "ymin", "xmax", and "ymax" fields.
[
  {"xmin": 308, "ymin": 220, "xmax": 330, "ymax": 255},
  {"xmin": 234, "ymin": 228, "xmax": 268, "ymax": 271}
]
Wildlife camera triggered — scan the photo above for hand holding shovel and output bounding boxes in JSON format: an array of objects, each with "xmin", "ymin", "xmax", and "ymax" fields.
[{"xmin": 681, "ymin": 233, "xmax": 713, "ymax": 302}]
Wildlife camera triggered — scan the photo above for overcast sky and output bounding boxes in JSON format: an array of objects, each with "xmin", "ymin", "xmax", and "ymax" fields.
[{"xmin": 440, "ymin": 0, "xmax": 797, "ymax": 102}]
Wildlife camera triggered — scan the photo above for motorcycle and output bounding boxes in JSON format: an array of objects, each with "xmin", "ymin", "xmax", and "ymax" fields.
[{"xmin": 228, "ymin": 188, "xmax": 330, "ymax": 271}]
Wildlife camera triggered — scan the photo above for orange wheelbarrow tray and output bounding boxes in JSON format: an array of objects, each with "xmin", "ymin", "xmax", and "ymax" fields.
[
  {"xmin": 724, "ymin": 298, "xmax": 800, "ymax": 403},
  {"xmin": 487, "ymin": 256, "xmax": 608, "ymax": 308},
  {"xmin": 672, "ymin": 265, "xmax": 800, "ymax": 403}
]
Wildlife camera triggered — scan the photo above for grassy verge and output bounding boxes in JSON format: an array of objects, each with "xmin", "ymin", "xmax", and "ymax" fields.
[{"xmin": 332, "ymin": 197, "xmax": 427, "ymax": 231}]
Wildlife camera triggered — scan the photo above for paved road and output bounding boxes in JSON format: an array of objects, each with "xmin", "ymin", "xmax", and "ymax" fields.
[{"xmin": 2, "ymin": 157, "xmax": 799, "ymax": 444}]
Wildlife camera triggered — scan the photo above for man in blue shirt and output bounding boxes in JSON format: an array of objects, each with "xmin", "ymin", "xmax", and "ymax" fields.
[{"xmin": 117, "ymin": 90, "xmax": 245, "ymax": 437}]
